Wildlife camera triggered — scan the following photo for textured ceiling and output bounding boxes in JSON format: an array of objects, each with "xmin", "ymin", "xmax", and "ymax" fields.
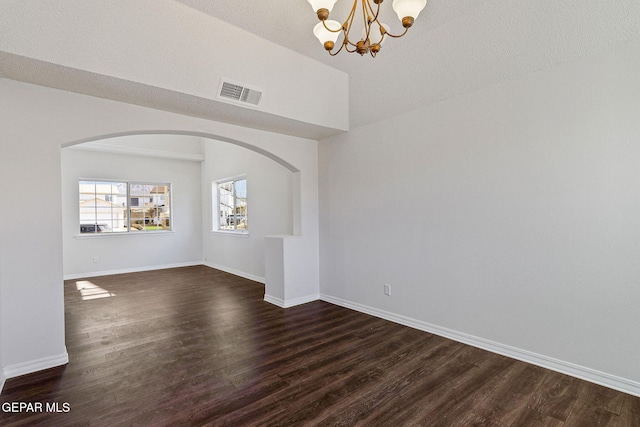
[
  {"xmin": 176, "ymin": 0, "xmax": 640, "ymax": 129},
  {"xmin": 1, "ymin": 1, "xmax": 639, "ymax": 139},
  {"xmin": 174, "ymin": 0, "xmax": 487, "ymax": 73}
]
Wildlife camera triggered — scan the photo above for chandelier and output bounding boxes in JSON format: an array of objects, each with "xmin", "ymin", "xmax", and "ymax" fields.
[{"xmin": 307, "ymin": 0, "xmax": 428, "ymax": 57}]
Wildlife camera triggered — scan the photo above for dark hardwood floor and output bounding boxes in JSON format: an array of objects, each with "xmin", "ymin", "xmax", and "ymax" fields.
[{"xmin": 1, "ymin": 265, "xmax": 638, "ymax": 426}]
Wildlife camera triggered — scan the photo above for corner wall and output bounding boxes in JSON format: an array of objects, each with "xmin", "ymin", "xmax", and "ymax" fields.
[
  {"xmin": 201, "ymin": 138, "xmax": 294, "ymax": 281},
  {"xmin": 0, "ymin": 115, "xmax": 68, "ymax": 377},
  {"xmin": 318, "ymin": 41, "xmax": 640, "ymax": 395}
]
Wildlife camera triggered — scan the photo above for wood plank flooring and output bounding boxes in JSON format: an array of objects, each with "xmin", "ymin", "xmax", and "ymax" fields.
[{"xmin": 1, "ymin": 265, "xmax": 638, "ymax": 426}]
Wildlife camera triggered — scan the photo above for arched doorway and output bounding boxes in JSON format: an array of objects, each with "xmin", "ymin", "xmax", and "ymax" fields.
[{"xmin": 61, "ymin": 132, "xmax": 299, "ymax": 284}]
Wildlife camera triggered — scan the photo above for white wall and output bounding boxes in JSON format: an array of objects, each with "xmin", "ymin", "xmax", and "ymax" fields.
[
  {"xmin": 0, "ymin": 106, "xmax": 68, "ymax": 376},
  {"xmin": 0, "ymin": 78, "xmax": 319, "ymax": 380},
  {"xmin": 61, "ymin": 142, "xmax": 203, "ymax": 278},
  {"xmin": 319, "ymin": 41, "xmax": 640, "ymax": 395},
  {"xmin": 0, "ymin": 251, "xmax": 3, "ymax": 392},
  {"xmin": 202, "ymin": 139, "xmax": 293, "ymax": 282}
]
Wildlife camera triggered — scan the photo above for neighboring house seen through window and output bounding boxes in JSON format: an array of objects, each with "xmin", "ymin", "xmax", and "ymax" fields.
[
  {"xmin": 79, "ymin": 180, "xmax": 172, "ymax": 234},
  {"xmin": 216, "ymin": 177, "xmax": 247, "ymax": 232}
]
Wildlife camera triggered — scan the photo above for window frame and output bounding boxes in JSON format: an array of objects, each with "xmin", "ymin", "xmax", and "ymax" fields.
[
  {"xmin": 78, "ymin": 179, "xmax": 172, "ymax": 236},
  {"xmin": 214, "ymin": 175, "xmax": 248, "ymax": 235}
]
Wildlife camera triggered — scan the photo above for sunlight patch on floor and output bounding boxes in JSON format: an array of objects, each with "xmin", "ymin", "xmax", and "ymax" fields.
[{"xmin": 75, "ymin": 280, "xmax": 116, "ymax": 300}]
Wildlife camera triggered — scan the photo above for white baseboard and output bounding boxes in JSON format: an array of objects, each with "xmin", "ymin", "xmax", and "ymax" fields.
[
  {"xmin": 320, "ymin": 294, "xmax": 640, "ymax": 398},
  {"xmin": 264, "ymin": 293, "xmax": 320, "ymax": 308},
  {"xmin": 63, "ymin": 261, "xmax": 202, "ymax": 280},
  {"xmin": 3, "ymin": 351, "xmax": 69, "ymax": 380},
  {"xmin": 202, "ymin": 262, "xmax": 265, "ymax": 284}
]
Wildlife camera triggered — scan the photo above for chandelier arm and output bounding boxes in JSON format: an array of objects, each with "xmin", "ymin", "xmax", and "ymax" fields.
[
  {"xmin": 344, "ymin": 45, "xmax": 358, "ymax": 54},
  {"xmin": 343, "ymin": 41, "xmax": 362, "ymax": 53},
  {"xmin": 382, "ymin": 27, "xmax": 410, "ymax": 38},
  {"xmin": 364, "ymin": 0, "xmax": 381, "ymax": 24},
  {"xmin": 343, "ymin": 29, "xmax": 358, "ymax": 47},
  {"xmin": 342, "ymin": 1, "xmax": 360, "ymax": 48},
  {"xmin": 328, "ymin": 42, "xmax": 347, "ymax": 56},
  {"xmin": 362, "ymin": 0, "xmax": 371, "ymax": 31},
  {"xmin": 321, "ymin": 20, "xmax": 344, "ymax": 33},
  {"xmin": 362, "ymin": 0, "xmax": 380, "ymax": 44}
]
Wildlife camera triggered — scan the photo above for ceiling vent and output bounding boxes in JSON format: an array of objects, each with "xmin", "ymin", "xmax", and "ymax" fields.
[{"xmin": 217, "ymin": 79, "xmax": 263, "ymax": 108}]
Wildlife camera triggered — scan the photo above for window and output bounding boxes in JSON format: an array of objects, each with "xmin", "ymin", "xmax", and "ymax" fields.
[
  {"xmin": 216, "ymin": 177, "xmax": 247, "ymax": 232},
  {"xmin": 79, "ymin": 180, "xmax": 171, "ymax": 234},
  {"xmin": 128, "ymin": 184, "xmax": 171, "ymax": 231}
]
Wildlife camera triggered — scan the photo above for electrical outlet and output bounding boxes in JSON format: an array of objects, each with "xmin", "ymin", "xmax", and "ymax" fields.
[
  {"xmin": 93, "ymin": 256, "xmax": 99, "ymax": 263},
  {"xmin": 384, "ymin": 284, "xmax": 391, "ymax": 296}
]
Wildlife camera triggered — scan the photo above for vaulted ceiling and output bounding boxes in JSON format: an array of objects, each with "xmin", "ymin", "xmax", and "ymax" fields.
[
  {"xmin": 180, "ymin": 0, "xmax": 640, "ymax": 128},
  {"xmin": 1, "ymin": 0, "xmax": 639, "ymax": 139}
]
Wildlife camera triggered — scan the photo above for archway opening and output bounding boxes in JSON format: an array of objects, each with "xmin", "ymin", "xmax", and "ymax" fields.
[{"xmin": 61, "ymin": 131, "xmax": 300, "ymax": 283}]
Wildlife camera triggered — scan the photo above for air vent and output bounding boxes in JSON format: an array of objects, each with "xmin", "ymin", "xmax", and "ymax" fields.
[{"xmin": 217, "ymin": 79, "xmax": 263, "ymax": 108}]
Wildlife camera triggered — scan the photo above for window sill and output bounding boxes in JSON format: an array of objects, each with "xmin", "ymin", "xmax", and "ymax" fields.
[
  {"xmin": 75, "ymin": 230, "xmax": 175, "ymax": 239},
  {"xmin": 211, "ymin": 230, "xmax": 250, "ymax": 237}
]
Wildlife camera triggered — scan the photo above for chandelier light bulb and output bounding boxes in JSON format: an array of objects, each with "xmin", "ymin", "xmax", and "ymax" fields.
[
  {"xmin": 313, "ymin": 20, "xmax": 342, "ymax": 50},
  {"xmin": 392, "ymin": 0, "xmax": 428, "ymax": 24},
  {"xmin": 307, "ymin": 0, "xmax": 338, "ymax": 14}
]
